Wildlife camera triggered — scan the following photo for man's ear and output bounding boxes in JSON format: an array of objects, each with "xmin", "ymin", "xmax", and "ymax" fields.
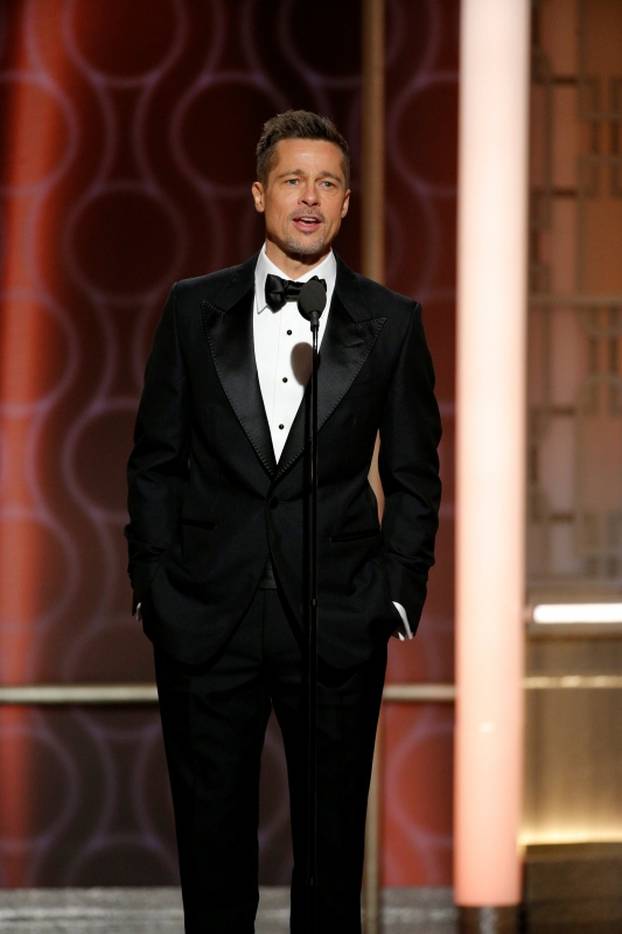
[
  {"xmin": 251, "ymin": 181, "xmax": 265, "ymax": 213},
  {"xmin": 341, "ymin": 188, "xmax": 351, "ymax": 219}
]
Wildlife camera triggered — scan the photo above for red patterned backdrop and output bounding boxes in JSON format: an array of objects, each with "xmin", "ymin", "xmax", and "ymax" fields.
[{"xmin": 0, "ymin": 0, "xmax": 457, "ymax": 888}]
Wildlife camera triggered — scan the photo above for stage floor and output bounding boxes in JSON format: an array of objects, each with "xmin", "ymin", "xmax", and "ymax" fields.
[{"xmin": 0, "ymin": 886, "xmax": 457, "ymax": 932}]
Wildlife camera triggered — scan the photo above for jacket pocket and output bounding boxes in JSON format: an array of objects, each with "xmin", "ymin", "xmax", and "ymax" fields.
[
  {"xmin": 180, "ymin": 518, "xmax": 217, "ymax": 530},
  {"xmin": 329, "ymin": 528, "xmax": 380, "ymax": 543},
  {"xmin": 180, "ymin": 518, "xmax": 218, "ymax": 571}
]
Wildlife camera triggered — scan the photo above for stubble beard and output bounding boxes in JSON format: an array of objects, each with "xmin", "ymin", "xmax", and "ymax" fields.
[{"xmin": 281, "ymin": 231, "xmax": 330, "ymax": 263}]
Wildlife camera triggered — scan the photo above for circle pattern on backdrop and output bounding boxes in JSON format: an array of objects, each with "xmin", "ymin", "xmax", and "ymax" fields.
[{"xmin": 0, "ymin": 0, "xmax": 456, "ymax": 889}]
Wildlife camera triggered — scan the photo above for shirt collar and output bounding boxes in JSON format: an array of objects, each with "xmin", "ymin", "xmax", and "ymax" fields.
[{"xmin": 254, "ymin": 244, "xmax": 337, "ymax": 314}]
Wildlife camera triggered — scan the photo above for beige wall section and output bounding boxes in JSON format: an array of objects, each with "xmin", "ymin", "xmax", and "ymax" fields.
[
  {"xmin": 360, "ymin": 0, "xmax": 385, "ymax": 286},
  {"xmin": 361, "ymin": 0, "xmax": 386, "ymax": 517},
  {"xmin": 523, "ymin": 635, "xmax": 622, "ymax": 845},
  {"xmin": 361, "ymin": 2, "xmax": 385, "ymax": 932},
  {"xmin": 361, "ymin": 0, "xmax": 386, "ymax": 515},
  {"xmin": 525, "ymin": 0, "xmax": 622, "ymax": 846}
]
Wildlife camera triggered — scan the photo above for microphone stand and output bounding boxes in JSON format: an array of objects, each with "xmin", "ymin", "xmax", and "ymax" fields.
[
  {"xmin": 296, "ymin": 278, "xmax": 326, "ymax": 934},
  {"xmin": 306, "ymin": 308, "xmax": 320, "ymax": 934}
]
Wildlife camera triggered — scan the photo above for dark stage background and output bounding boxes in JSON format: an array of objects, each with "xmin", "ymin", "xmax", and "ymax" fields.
[{"xmin": 0, "ymin": 0, "xmax": 457, "ymax": 888}]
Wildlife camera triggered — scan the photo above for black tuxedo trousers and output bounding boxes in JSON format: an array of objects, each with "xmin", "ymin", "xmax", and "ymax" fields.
[{"xmin": 154, "ymin": 585, "xmax": 387, "ymax": 934}]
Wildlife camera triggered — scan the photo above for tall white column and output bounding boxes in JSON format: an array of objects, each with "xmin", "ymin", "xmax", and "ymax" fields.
[{"xmin": 454, "ymin": 0, "xmax": 531, "ymax": 907}]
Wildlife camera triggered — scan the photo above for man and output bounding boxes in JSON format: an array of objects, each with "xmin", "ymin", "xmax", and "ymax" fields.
[{"xmin": 125, "ymin": 110, "xmax": 441, "ymax": 934}]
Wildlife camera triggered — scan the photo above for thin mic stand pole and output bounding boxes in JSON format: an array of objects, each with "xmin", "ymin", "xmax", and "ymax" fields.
[
  {"xmin": 306, "ymin": 310, "xmax": 320, "ymax": 933},
  {"xmin": 297, "ymin": 277, "xmax": 325, "ymax": 932}
]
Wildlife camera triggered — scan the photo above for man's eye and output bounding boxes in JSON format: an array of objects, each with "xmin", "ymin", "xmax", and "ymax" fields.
[
  {"xmin": 320, "ymin": 180, "xmax": 335, "ymax": 188},
  {"xmin": 286, "ymin": 178, "xmax": 299, "ymax": 185}
]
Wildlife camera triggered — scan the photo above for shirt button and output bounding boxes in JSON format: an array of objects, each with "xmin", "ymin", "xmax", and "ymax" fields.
[
  {"xmin": 287, "ymin": 329, "xmax": 292, "ymax": 336},
  {"xmin": 278, "ymin": 423, "xmax": 285, "ymax": 430},
  {"xmin": 282, "ymin": 377, "xmax": 288, "ymax": 383}
]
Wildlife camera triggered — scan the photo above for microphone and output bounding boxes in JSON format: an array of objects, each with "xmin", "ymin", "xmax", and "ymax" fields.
[{"xmin": 297, "ymin": 278, "xmax": 327, "ymax": 332}]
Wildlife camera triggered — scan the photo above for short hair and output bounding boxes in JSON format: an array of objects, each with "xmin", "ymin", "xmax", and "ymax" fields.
[{"xmin": 256, "ymin": 110, "xmax": 350, "ymax": 187}]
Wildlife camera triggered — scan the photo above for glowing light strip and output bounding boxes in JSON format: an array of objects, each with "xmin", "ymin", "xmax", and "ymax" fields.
[
  {"xmin": 520, "ymin": 828, "xmax": 622, "ymax": 847},
  {"xmin": 0, "ymin": 684, "xmax": 158, "ymax": 704},
  {"xmin": 532, "ymin": 603, "xmax": 622, "ymax": 624},
  {"xmin": 454, "ymin": 0, "xmax": 531, "ymax": 907}
]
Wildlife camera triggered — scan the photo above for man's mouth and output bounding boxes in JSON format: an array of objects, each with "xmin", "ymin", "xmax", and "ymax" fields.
[{"xmin": 292, "ymin": 214, "xmax": 323, "ymax": 233}]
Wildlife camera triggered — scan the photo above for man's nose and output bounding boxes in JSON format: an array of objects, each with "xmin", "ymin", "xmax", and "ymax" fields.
[{"xmin": 300, "ymin": 184, "xmax": 319, "ymax": 205}]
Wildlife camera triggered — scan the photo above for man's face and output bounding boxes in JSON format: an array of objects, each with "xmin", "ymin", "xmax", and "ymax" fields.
[{"xmin": 251, "ymin": 138, "xmax": 350, "ymax": 273}]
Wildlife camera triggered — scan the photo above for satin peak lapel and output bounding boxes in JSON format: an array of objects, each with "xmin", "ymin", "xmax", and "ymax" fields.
[
  {"xmin": 276, "ymin": 271, "xmax": 387, "ymax": 478},
  {"xmin": 201, "ymin": 277, "xmax": 276, "ymax": 476}
]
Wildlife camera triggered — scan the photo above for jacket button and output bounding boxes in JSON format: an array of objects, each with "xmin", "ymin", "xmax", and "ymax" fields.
[{"xmin": 270, "ymin": 497, "xmax": 279, "ymax": 509}]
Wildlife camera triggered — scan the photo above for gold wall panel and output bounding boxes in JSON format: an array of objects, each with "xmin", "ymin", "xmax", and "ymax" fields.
[{"xmin": 526, "ymin": 0, "xmax": 622, "ymax": 846}]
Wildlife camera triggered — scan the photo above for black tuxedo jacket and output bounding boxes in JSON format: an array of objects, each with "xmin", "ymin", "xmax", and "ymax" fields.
[{"xmin": 125, "ymin": 254, "xmax": 442, "ymax": 668}]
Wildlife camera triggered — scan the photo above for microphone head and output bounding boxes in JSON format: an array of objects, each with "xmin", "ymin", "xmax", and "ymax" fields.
[{"xmin": 297, "ymin": 277, "xmax": 327, "ymax": 322}]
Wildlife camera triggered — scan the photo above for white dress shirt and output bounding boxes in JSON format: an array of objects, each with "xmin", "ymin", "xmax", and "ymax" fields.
[
  {"xmin": 253, "ymin": 245, "xmax": 413, "ymax": 641},
  {"xmin": 253, "ymin": 245, "xmax": 336, "ymax": 461}
]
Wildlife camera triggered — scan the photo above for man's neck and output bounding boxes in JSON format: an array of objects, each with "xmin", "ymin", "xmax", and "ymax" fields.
[{"xmin": 264, "ymin": 240, "xmax": 331, "ymax": 280}]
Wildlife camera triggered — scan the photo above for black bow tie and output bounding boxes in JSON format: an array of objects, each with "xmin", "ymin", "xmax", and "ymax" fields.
[{"xmin": 264, "ymin": 274, "xmax": 326, "ymax": 312}]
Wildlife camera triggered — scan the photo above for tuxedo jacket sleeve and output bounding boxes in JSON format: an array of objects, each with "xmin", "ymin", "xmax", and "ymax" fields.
[
  {"xmin": 378, "ymin": 301, "xmax": 441, "ymax": 634},
  {"xmin": 126, "ymin": 284, "xmax": 189, "ymax": 611}
]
